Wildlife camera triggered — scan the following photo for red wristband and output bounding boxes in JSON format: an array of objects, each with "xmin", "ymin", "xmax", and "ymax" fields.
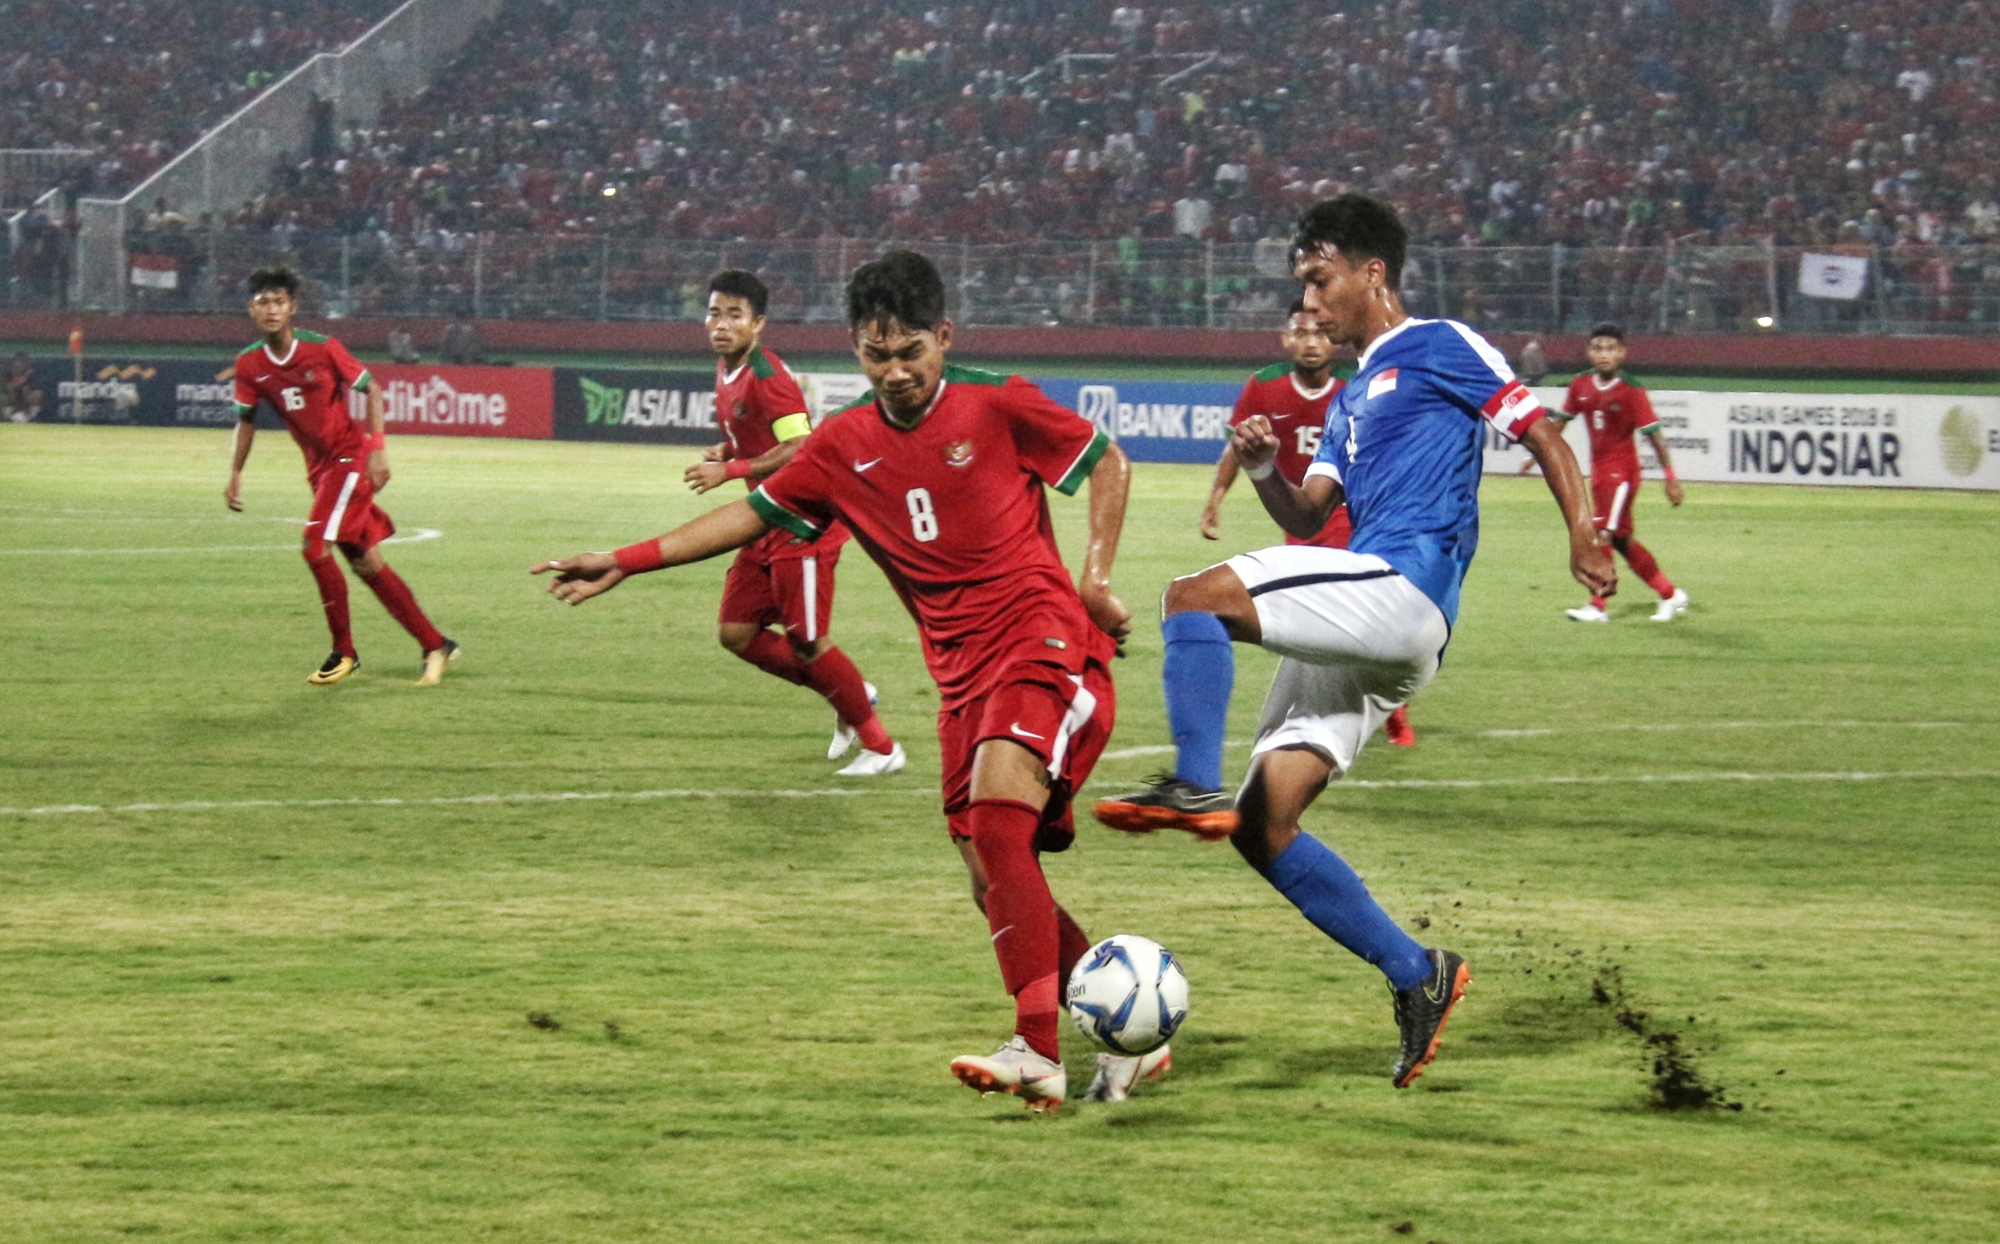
[
  {"xmin": 1664, "ymin": 467, "xmax": 1678, "ymax": 482},
  {"xmin": 613, "ymin": 540, "xmax": 665, "ymax": 574},
  {"xmin": 724, "ymin": 459, "xmax": 753, "ymax": 480}
]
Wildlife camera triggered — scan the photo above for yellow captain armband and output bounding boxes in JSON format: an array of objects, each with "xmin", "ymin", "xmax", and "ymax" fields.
[{"xmin": 771, "ymin": 412, "xmax": 812, "ymax": 442}]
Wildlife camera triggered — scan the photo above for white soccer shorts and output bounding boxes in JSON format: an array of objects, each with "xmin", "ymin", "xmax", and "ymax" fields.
[{"xmin": 1221, "ymin": 545, "xmax": 1451, "ymax": 776}]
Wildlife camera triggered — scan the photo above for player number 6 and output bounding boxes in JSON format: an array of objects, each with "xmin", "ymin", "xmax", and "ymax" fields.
[{"xmin": 906, "ymin": 487, "xmax": 939, "ymax": 542}]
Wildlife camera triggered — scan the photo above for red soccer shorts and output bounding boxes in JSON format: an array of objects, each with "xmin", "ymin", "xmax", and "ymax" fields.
[
  {"xmin": 718, "ymin": 527, "xmax": 846, "ymax": 642},
  {"xmin": 305, "ymin": 463, "xmax": 395, "ymax": 559},
  {"xmin": 941, "ymin": 655, "xmax": 1116, "ymax": 852},
  {"xmin": 1590, "ymin": 468, "xmax": 1639, "ymax": 539}
]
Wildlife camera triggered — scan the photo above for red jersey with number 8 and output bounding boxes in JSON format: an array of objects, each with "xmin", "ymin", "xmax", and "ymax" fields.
[
  {"xmin": 750, "ymin": 365, "xmax": 1114, "ymax": 706},
  {"xmin": 232, "ymin": 330, "xmax": 373, "ymax": 481},
  {"xmin": 1229, "ymin": 362, "xmax": 1349, "ymax": 547}
]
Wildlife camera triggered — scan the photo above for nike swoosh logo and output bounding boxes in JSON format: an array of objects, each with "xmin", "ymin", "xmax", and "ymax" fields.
[
  {"xmin": 1423, "ymin": 965, "xmax": 1448, "ymax": 1003},
  {"xmin": 256, "ymin": 375, "xmax": 272, "ymax": 382},
  {"xmin": 1009, "ymin": 723, "xmax": 1045, "ymax": 740},
  {"xmin": 991, "ymin": 924, "xmax": 1015, "ymax": 943},
  {"xmin": 854, "ymin": 457, "xmax": 882, "ymax": 472}
]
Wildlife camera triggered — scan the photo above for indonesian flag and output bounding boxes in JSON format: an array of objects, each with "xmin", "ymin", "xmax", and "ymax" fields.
[
  {"xmin": 1798, "ymin": 252, "xmax": 1869, "ymax": 300},
  {"xmin": 129, "ymin": 253, "xmax": 180, "ymax": 290}
]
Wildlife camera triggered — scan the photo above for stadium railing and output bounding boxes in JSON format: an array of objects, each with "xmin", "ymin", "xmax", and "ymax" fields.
[
  {"xmin": 68, "ymin": 0, "xmax": 500, "ymax": 313},
  {"xmin": 95, "ymin": 231, "xmax": 2000, "ymax": 338}
]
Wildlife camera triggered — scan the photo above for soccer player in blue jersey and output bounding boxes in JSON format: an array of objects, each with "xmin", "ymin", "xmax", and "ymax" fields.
[{"xmin": 1097, "ymin": 194, "xmax": 1614, "ymax": 1087}]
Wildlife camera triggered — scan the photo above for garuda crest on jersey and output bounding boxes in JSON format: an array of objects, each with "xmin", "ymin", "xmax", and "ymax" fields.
[{"xmin": 943, "ymin": 440, "xmax": 975, "ymax": 468}]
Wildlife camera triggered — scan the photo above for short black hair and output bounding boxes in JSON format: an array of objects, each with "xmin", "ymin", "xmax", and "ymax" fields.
[
  {"xmin": 708, "ymin": 268, "xmax": 769, "ymax": 318},
  {"xmin": 1589, "ymin": 321, "xmax": 1626, "ymax": 341},
  {"xmin": 1290, "ymin": 194, "xmax": 1406, "ymax": 285},
  {"xmin": 846, "ymin": 249, "xmax": 946, "ymax": 333},
  {"xmin": 1288, "ymin": 296, "xmax": 1308, "ymax": 317},
  {"xmin": 248, "ymin": 265, "xmax": 299, "ymax": 297}
]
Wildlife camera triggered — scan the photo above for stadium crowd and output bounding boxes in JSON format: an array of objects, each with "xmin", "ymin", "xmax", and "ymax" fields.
[
  {"xmin": 219, "ymin": 0, "xmax": 2000, "ymax": 252},
  {"xmin": 0, "ymin": 0, "xmax": 395, "ymax": 198}
]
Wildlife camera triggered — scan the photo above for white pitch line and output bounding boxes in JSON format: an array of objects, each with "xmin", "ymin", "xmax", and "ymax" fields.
[
  {"xmin": 1101, "ymin": 721, "xmax": 1968, "ymax": 758},
  {"xmin": 0, "ymin": 528, "xmax": 443, "ymax": 556},
  {"xmin": 4, "ymin": 770, "xmax": 1995, "ymax": 820},
  {"xmin": 1478, "ymin": 720, "xmax": 1966, "ymax": 738},
  {"xmin": 0, "ymin": 788, "xmax": 941, "ymax": 818}
]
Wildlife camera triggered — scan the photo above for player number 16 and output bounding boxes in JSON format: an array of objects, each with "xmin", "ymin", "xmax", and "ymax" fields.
[{"xmin": 906, "ymin": 487, "xmax": 939, "ymax": 542}]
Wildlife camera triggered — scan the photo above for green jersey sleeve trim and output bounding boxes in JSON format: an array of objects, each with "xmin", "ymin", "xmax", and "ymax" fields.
[
  {"xmin": 748, "ymin": 345, "xmax": 776, "ymax": 380},
  {"xmin": 1253, "ymin": 361, "xmax": 1291, "ymax": 382},
  {"xmin": 234, "ymin": 401, "xmax": 256, "ymax": 419},
  {"xmin": 943, "ymin": 362, "xmax": 1008, "ymax": 387},
  {"xmin": 770, "ymin": 411, "xmax": 811, "ymax": 442},
  {"xmin": 747, "ymin": 488, "xmax": 823, "ymax": 540},
  {"xmin": 352, "ymin": 369, "xmax": 373, "ymax": 392},
  {"xmin": 1053, "ymin": 427, "xmax": 1111, "ymax": 496}
]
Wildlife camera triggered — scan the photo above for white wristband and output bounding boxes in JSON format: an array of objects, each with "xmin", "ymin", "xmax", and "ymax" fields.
[{"xmin": 1243, "ymin": 459, "xmax": 1276, "ymax": 481}]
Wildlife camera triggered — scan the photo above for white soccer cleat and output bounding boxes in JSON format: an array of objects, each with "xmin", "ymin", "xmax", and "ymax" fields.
[
  {"xmin": 835, "ymin": 741, "xmax": 905, "ymax": 777},
  {"xmin": 1083, "ymin": 1044, "xmax": 1173, "ymax": 1103},
  {"xmin": 828, "ymin": 681, "xmax": 880, "ymax": 759},
  {"xmin": 1565, "ymin": 604, "xmax": 1610, "ymax": 623},
  {"xmin": 950, "ymin": 1035, "xmax": 1067, "ymax": 1113},
  {"xmin": 1650, "ymin": 588, "xmax": 1690, "ymax": 622}
]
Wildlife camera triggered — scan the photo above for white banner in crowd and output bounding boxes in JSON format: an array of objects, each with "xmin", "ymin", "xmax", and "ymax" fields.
[
  {"xmin": 1484, "ymin": 390, "xmax": 2000, "ymax": 491},
  {"xmin": 1797, "ymin": 251, "xmax": 1870, "ymax": 299}
]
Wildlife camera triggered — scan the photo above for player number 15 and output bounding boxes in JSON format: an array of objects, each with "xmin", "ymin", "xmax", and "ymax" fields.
[
  {"xmin": 1295, "ymin": 426, "xmax": 1321, "ymax": 456},
  {"xmin": 906, "ymin": 487, "xmax": 939, "ymax": 542}
]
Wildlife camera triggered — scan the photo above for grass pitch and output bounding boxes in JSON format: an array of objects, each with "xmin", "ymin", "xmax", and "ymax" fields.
[{"xmin": 2, "ymin": 424, "xmax": 1996, "ymax": 1243}]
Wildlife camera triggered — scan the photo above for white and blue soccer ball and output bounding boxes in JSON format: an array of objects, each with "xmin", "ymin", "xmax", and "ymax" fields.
[{"xmin": 1066, "ymin": 934, "xmax": 1189, "ymax": 1055}]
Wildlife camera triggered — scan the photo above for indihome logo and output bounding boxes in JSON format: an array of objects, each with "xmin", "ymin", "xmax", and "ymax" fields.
[
  {"xmin": 358, "ymin": 376, "xmax": 510, "ymax": 427},
  {"xmin": 578, "ymin": 376, "xmax": 716, "ymax": 428}
]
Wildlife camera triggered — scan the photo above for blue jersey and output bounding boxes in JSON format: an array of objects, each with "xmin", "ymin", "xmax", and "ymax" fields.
[{"xmin": 1303, "ymin": 318, "xmax": 1545, "ymax": 625}]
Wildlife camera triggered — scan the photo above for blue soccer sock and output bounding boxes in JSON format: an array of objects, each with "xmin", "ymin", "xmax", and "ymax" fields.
[
  {"xmin": 1262, "ymin": 831, "xmax": 1431, "ymax": 991},
  {"xmin": 1161, "ymin": 610, "xmax": 1233, "ymax": 791}
]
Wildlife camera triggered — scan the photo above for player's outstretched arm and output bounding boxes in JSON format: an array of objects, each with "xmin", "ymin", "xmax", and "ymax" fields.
[
  {"xmin": 363, "ymin": 383, "xmax": 390, "ymax": 491},
  {"xmin": 1236, "ymin": 414, "xmax": 1340, "ymax": 539},
  {"xmin": 1199, "ymin": 441, "xmax": 1238, "ymax": 539},
  {"xmin": 1520, "ymin": 417, "xmax": 1617, "ymax": 596},
  {"xmin": 530, "ymin": 498, "xmax": 772, "ymax": 606},
  {"xmin": 1079, "ymin": 441, "xmax": 1133, "ymax": 643},
  {"xmin": 224, "ymin": 416, "xmax": 256, "ymax": 511}
]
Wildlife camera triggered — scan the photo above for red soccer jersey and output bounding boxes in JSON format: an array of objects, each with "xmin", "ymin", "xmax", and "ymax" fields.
[
  {"xmin": 750, "ymin": 365, "xmax": 1115, "ymax": 707},
  {"xmin": 1229, "ymin": 361, "xmax": 1350, "ymax": 547},
  {"xmin": 715, "ymin": 343, "xmax": 809, "ymax": 480},
  {"xmin": 1563, "ymin": 372, "xmax": 1657, "ymax": 477},
  {"xmin": 232, "ymin": 330, "xmax": 373, "ymax": 480}
]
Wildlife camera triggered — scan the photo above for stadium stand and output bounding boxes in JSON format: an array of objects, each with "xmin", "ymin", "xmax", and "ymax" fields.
[
  {"xmin": 0, "ymin": 0, "xmax": 398, "ymax": 198},
  {"xmin": 11, "ymin": 0, "xmax": 2000, "ymax": 333}
]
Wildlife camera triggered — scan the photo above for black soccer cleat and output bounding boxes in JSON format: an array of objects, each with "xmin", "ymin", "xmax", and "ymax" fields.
[
  {"xmin": 1092, "ymin": 775, "xmax": 1238, "ymax": 841},
  {"xmin": 1391, "ymin": 948, "xmax": 1471, "ymax": 1088}
]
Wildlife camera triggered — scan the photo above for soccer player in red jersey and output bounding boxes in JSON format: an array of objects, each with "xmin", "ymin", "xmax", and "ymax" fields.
[
  {"xmin": 683, "ymin": 270, "xmax": 900, "ymax": 774},
  {"xmin": 1199, "ymin": 300, "xmax": 1414, "ymax": 748},
  {"xmin": 225, "ymin": 266, "xmax": 456, "ymax": 685},
  {"xmin": 1557, "ymin": 322, "xmax": 1689, "ymax": 623},
  {"xmin": 535, "ymin": 251, "xmax": 1135, "ymax": 1113}
]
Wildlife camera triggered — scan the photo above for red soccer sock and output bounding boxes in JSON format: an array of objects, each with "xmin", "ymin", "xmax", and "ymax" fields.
[
  {"xmin": 969, "ymin": 797, "xmax": 1062, "ymax": 1061},
  {"xmin": 1054, "ymin": 904, "xmax": 1092, "ymax": 992},
  {"xmin": 735, "ymin": 630, "xmax": 809, "ymax": 687},
  {"xmin": 1618, "ymin": 538, "xmax": 1675, "ymax": 598},
  {"xmin": 803, "ymin": 645, "xmax": 892, "ymax": 751},
  {"xmin": 1589, "ymin": 595, "xmax": 1609, "ymax": 610},
  {"xmin": 363, "ymin": 564, "xmax": 445, "ymax": 652},
  {"xmin": 306, "ymin": 553, "xmax": 355, "ymax": 657}
]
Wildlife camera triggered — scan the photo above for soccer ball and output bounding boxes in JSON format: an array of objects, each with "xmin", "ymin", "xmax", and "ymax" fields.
[{"xmin": 1065, "ymin": 934, "xmax": 1189, "ymax": 1056}]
